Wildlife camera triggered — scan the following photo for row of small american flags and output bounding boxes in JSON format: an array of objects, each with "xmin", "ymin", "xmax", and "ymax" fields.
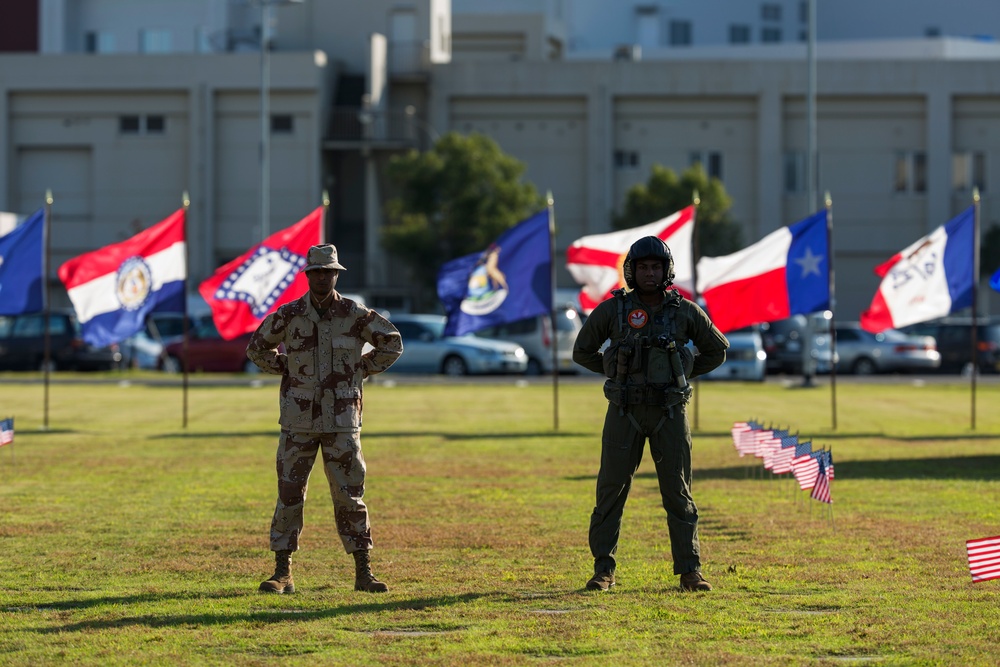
[
  {"xmin": 0, "ymin": 417, "xmax": 13, "ymax": 446},
  {"xmin": 731, "ymin": 420, "xmax": 833, "ymax": 504}
]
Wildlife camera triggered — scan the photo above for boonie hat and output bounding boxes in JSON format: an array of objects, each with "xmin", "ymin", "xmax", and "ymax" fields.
[{"xmin": 303, "ymin": 244, "xmax": 347, "ymax": 272}]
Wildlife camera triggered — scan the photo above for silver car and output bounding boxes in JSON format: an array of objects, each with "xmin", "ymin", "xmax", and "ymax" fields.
[
  {"xmin": 388, "ymin": 314, "xmax": 528, "ymax": 376},
  {"xmin": 815, "ymin": 323, "xmax": 941, "ymax": 375},
  {"xmin": 699, "ymin": 326, "xmax": 767, "ymax": 382},
  {"xmin": 473, "ymin": 305, "xmax": 583, "ymax": 375}
]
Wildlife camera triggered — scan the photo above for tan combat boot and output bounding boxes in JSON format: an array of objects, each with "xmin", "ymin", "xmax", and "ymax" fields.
[
  {"xmin": 586, "ymin": 570, "xmax": 616, "ymax": 591},
  {"xmin": 258, "ymin": 550, "xmax": 295, "ymax": 594},
  {"xmin": 353, "ymin": 550, "xmax": 388, "ymax": 592}
]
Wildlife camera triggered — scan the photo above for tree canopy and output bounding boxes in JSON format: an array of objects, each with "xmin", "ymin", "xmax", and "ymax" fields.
[
  {"xmin": 382, "ymin": 132, "xmax": 543, "ymax": 291},
  {"xmin": 614, "ymin": 163, "xmax": 743, "ymax": 258}
]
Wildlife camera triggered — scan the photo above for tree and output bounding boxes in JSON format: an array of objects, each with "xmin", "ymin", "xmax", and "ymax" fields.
[
  {"xmin": 614, "ymin": 163, "xmax": 742, "ymax": 258},
  {"xmin": 382, "ymin": 132, "xmax": 543, "ymax": 293}
]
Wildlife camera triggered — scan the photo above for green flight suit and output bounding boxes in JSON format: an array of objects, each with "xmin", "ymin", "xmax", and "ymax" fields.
[{"xmin": 573, "ymin": 288, "xmax": 728, "ymax": 576}]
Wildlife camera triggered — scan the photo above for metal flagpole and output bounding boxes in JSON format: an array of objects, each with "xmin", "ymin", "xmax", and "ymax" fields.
[
  {"xmin": 825, "ymin": 192, "xmax": 837, "ymax": 430},
  {"xmin": 691, "ymin": 190, "xmax": 701, "ymax": 432},
  {"xmin": 971, "ymin": 188, "xmax": 981, "ymax": 430},
  {"xmin": 182, "ymin": 192, "xmax": 191, "ymax": 430},
  {"xmin": 321, "ymin": 189, "xmax": 330, "ymax": 244},
  {"xmin": 547, "ymin": 191, "xmax": 559, "ymax": 431},
  {"xmin": 43, "ymin": 190, "xmax": 53, "ymax": 431}
]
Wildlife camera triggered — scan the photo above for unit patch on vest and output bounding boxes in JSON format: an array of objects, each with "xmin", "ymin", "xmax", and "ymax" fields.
[{"xmin": 627, "ymin": 309, "xmax": 649, "ymax": 329}]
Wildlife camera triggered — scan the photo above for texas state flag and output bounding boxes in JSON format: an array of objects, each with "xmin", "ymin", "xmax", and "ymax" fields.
[
  {"xmin": 696, "ymin": 210, "xmax": 829, "ymax": 333},
  {"xmin": 58, "ymin": 210, "xmax": 186, "ymax": 348},
  {"xmin": 199, "ymin": 207, "xmax": 322, "ymax": 340},
  {"xmin": 860, "ymin": 206, "xmax": 974, "ymax": 333},
  {"xmin": 566, "ymin": 206, "xmax": 694, "ymax": 313}
]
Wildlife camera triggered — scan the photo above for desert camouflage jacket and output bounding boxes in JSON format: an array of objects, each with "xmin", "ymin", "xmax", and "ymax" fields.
[{"xmin": 246, "ymin": 292, "xmax": 402, "ymax": 433}]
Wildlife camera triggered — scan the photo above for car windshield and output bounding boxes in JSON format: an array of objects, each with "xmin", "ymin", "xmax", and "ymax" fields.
[
  {"xmin": 555, "ymin": 308, "xmax": 579, "ymax": 332},
  {"xmin": 422, "ymin": 319, "xmax": 446, "ymax": 339}
]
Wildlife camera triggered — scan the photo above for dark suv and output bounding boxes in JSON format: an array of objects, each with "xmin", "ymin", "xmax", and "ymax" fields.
[
  {"xmin": 0, "ymin": 310, "xmax": 122, "ymax": 371},
  {"xmin": 901, "ymin": 318, "xmax": 1000, "ymax": 374}
]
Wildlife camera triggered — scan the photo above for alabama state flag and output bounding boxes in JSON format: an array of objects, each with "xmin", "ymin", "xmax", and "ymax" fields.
[
  {"xmin": 566, "ymin": 206, "xmax": 694, "ymax": 313},
  {"xmin": 198, "ymin": 208, "xmax": 322, "ymax": 340}
]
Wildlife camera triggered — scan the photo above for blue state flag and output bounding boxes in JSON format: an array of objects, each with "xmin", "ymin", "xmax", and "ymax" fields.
[
  {"xmin": 990, "ymin": 265, "xmax": 1000, "ymax": 294},
  {"xmin": 438, "ymin": 210, "xmax": 552, "ymax": 337},
  {"xmin": 0, "ymin": 209, "xmax": 45, "ymax": 316}
]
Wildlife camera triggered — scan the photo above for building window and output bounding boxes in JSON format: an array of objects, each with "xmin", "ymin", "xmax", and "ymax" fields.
[
  {"xmin": 84, "ymin": 31, "xmax": 116, "ymax": 54},
  {"xmin": 119, "ymin": 115, "xmax": 166, "ymax": 135},
  {"xmin": 925, "ymin": 26, "xmax": 941, "ymax": 38},
  {"xmin": 689, "ymin": 150, "xmax": 723, "ymax": 180},
  {"xmin": 953, "ymin": 151, "xmax": 987, "ymax": 192},
  {"xmin": 799, "ymin": 1, "xmax": 809, "ymax": 23},
  {"xmin": 729, "ymin": 24, "xmax": 751, "ymax": 44},
  {"xmin": 761, "ymin": 3, "xmax": 782, "ymax": 21},
  {"xmin": 895, "ymin": 151, "xmax": 927, "ymax": 194},
  {"xmin": 669, "ymin": 20, "xmax": 692, "ymax": 46},
  {"xmin": 614, "ymin": 150, "xmax": 639, "ymax": 169},
  {"xmin": 145, "ymin": 115, "xmax": 165, "ymax": 134},
  {"xmin": 784, "ymin": 152, "xmax": 805, "ymax": 192},
  {"xmin": 271, "ymin": 114, "xmax": 294, "ymax": 134},
  {"xmin": 120, "ymin": 115, "xmax": 141, "ymax": 134},
  {"xmin": 139, "ymin": 29, "xmax": 173, "ymax": 54},
  {"xmin": 761, "ymin": 27, "xmax": 782, "ymax": 43}
]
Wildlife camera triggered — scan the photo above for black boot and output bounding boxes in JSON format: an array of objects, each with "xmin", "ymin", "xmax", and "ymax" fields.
[
  {"xmin": 259, "ymin": 550, "xmax": 294, "ymax": 594},
  {"xmin": 353, "ymin": 550, "xmax": 388, "ymax": 592}
]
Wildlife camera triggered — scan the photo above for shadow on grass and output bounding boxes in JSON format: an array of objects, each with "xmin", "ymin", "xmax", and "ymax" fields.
[
  {"xmin": 31, "ymin": 592, "xmax": 488, "ymax": 634},
  {"xmin": 688, "ymin": 454, "xmax": 1000, "ymax": 481},
  {"xmin": 149, "ymin": 431, "xmax": 590, "ymax": 441}
]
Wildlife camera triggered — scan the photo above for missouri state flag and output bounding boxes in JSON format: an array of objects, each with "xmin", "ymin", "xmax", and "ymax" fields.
[
  {"xmin": 198, "ymin": 207, "xmax": 322, "ymax": 340},
  {"xmin": 860, "ymin": 206, "xmax": 974, "ymax": 333},
  {"xmin": 438, "ymin": 210, "xmax": 551, "ymax": 337},
  {"xmin": 58, "ymin": 210, "xmax": 186, "ymax": 348},
  {"xmin": 696, "ymin": 210, "xmax": 829, "ymax": 333},
  {"xmin": 566, "ymin": 206, "xmax": 694, "ymax": 313},
  {"xmin": 0, "ymin": 209, "xmax": 45, "ymax": 316}
]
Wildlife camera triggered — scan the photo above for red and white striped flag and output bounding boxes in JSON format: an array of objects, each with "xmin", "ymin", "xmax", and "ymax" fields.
[
  {"xmin": 967, "ymin": 535, "xmax": 1000, "ymax": 583},
  {"xmin": 793, "ymin": 449, "xmax": 822, "ymax": 490}
]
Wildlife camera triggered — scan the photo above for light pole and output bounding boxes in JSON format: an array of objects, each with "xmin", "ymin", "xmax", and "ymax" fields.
[{"xmin": 258, "ymin": 0, "xmax": 304, "ymax": 242}]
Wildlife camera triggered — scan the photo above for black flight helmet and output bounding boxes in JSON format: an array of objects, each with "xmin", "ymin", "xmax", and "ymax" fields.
[{"xmin": 623, "ymin": 236, "xmax": 675, "ymax": 289}]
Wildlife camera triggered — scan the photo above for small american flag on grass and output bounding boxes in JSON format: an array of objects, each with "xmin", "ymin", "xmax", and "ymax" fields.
[
  {"xmin": 967, "ymin": 536, "xmax": 1000, "ymax": 583},
  {"xmin": 0, "ymin": 417, "xmax": 13, "ymax": 446},
  {"xmin": 810, "ymin": 458, "xmax": 832, "ymax": 504}
]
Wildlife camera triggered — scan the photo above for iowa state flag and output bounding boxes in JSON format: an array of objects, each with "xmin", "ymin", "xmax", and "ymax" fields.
[
  {"xmin": 566, "ymin": 206, "xmax": 694, "ymax": 313},
  {"xmin": 199, "ymin": 207, "xmax": 322, "ymax": 340},
  {"xmin": 696, "ymin": 210, "xmax": 829, "ymax": 333},
  {"xmin": 438, "ymin": 210, "xmax": 551, "ymax": 337},
  {"xmin": 860, "ymin": 206, "xmax": 974, "ymax": 333},
  {"xmin": 58, "ymin": 210, "xmax": 186, "ymax": 347},
  {"xmin": 0, "ymin": 209, "xmax": 45, "ymax": 316}
]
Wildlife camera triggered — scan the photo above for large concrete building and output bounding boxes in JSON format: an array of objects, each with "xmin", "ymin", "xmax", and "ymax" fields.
[{"xmin": 2, "ymin": 0, "xmax": 1000, "ymax": 317}]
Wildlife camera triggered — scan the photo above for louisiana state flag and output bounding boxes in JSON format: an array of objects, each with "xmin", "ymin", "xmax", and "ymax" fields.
[{"xmin": 437, "ymin": 210, "xmax": 552, "ymax": 337}]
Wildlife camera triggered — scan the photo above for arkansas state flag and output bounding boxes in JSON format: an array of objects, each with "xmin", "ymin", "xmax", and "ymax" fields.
[
  {"xmin": 566, "ymin": 206, "xmax": 694, "ymax": 313},
  {"xmin": 860, "ymin": 207, "xmax": 974, "ymax": 333},
  {"xmin": 697, "ymin": 210, "xmax": 829, "ymax": 333},
  {"xmin": 0, "ymin": 209, "xmax": 45, "ymax": 316},
  {"xmin": 58, "ymin": 210, "xmax": 186, "ymax": 347},
  {"xmin": 198, "ymin": 207, "xmax": 322, "ymax": 340},
  {"xmin": 438, "ymin": 210, "xmax": 551, "ymax": 337}
]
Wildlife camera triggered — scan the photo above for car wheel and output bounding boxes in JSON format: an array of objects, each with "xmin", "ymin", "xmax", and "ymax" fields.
[
  {"xmin": 162, "ymin": 355, "xmax": 182, "ymax": 374},
  {"xmin": 38, "ymin": 358, "xmax": 58, "ymax": 372},
  {"xmin": 243, "ymin": 359, "xmax": 260, "ymax": 374},
  {"xmin": 441, "ymin": 355, "xmax": 468, "ymax": 376},
  {"xmin": 525, "ymin": 358, "xmax": 544, "ymax": 376},
  {"xmin": 851, "ymin": 357, "xmax": 877, "ymax": 375}
]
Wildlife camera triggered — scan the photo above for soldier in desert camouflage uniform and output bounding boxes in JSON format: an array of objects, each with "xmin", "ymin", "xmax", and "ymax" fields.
[{"xmin": 247, "ymin": 243, "xmax": 402, "ymax": 594}]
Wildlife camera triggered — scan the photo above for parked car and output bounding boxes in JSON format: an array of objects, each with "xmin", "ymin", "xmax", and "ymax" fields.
[
  {"xmin": 699, "ymin": 326, "xmax": 767, "ymax": 381},
  {"xmin": 816, "ymin": 323, "xmax": 940, "ymax": 375},
  {"xmin": 388, "ymin": 314, "xmax": 528, "ymax": 376},
  {"xmin": 120, "ymin": 312, "xmax": 190, "ymax": 369},
  {"xmin": 162, "ymin": 316, "xmax": 256, "ymax": 373},
  {"xmin": 0, "ymin": 310, "xmax": 121, "ymax": 371},
  {"xmin": 473, "ymin": 305, "xmax": 583, "ymax": 375},
  {"xmin": 900, "ymin": 317, "xmax": 1000, "ymax": 374},
  {"xmin": 759, "ymin": 313, "xmax": 830, "ymax": 374}
]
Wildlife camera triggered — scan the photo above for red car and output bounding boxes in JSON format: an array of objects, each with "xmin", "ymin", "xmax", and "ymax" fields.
[{"xmin": 162, "ymin": 317, "xmax": 256, "ymax": 373}]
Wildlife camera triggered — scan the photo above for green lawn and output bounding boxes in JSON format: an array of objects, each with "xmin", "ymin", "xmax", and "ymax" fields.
[{"xmin": 0, "ymin": 375, "xmax": 998, "ymax": 666}]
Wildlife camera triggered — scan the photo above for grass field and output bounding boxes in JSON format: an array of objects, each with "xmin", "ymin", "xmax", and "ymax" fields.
[{"xmin": 0, "ymin": 374, "xmax": 998, "ymax": 666}]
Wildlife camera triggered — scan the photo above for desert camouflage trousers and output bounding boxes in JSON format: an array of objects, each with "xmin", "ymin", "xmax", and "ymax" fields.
[{"xmin": 268, "ymin": 429, "xmax": 373, "ymax": 554}]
